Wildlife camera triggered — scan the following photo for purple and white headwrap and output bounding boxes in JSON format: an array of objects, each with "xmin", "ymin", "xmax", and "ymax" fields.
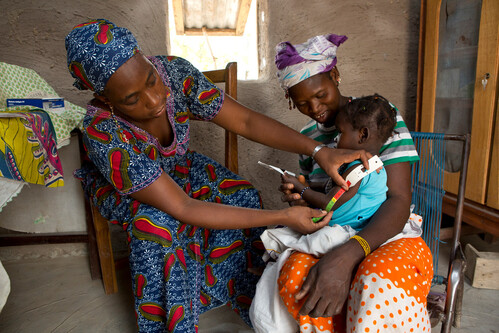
[
  {"xmin": 275, "ymin": 34, "xmax": 347, "ymax": 91},
  {"xmin": 65, "ymin": 19, "xmax": 140, "ymax": 94}
]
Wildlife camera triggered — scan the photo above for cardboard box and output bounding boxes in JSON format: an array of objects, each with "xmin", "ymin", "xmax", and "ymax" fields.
[
  {"xmin": 465, "ymin": 243, "xmax": 499, "ymax": 290},
  {"xmin": 6, "ymin": 98, "xmax": 65, "ymax": 114}
]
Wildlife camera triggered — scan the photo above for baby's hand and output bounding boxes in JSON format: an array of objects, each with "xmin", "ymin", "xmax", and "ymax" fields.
[
  {"xmin": 280, "ymin": 174, "xmax": 309, "ymax": 207},
  {"xmin": 282, "ymin": 173, "xmax": 308, "ymax": 191}
]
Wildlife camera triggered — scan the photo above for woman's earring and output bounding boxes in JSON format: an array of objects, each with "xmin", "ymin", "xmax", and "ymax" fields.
[
  {"xmin": 285, "ymin": 91, "xmax": 294, "ymax": 110},
  {"xmin": 109, "ymin": 104, "xmax": 129, "ymax": 144},
  {"xmin": 337, "ymin": 77, "xmax": 342, "ymax": 85},
  {"xmin": 109, "ymin": 104, "xmax": 118, "ymax": 125}
]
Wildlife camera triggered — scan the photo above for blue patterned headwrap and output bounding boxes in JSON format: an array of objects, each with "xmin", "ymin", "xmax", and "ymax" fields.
[{"xmin": 65, "ymin": 19, "xmax": 140, "ymax": 94}]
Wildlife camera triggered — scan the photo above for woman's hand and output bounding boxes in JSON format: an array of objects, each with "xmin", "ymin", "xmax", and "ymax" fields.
[
  {"xmin": 279, "ymin": 174, "xmax": 309, "ymax": 207},
  {"xmin": 283, "ymin": 206, "xmax": 332, "ymax": 234},
  {"xmin": 295, "ymin": 240, "xmax": 364, "ymax": 317},
  {"xmin": 314, "ymin": 147, "xmax": 372, "ymax": 189}
]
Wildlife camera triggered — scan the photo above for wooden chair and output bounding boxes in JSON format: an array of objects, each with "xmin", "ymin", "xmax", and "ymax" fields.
[
  {"xmin": 410, "ymin": 132, "xmax": 471, "ymax": 332},
  {"xmin": 83, "ymin": 62, "xmax": 239, "ymax": 294}
]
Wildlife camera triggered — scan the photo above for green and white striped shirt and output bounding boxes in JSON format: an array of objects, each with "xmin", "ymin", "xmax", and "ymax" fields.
[{"xmin": 299, "ymin": 101, "xmax": 419, "ymax": 187}]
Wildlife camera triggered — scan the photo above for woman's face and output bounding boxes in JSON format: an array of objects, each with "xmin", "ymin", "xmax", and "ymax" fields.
[
  {"xmin": 101, "ymin": 53, "xmax": 168, "ymax": 124},
  {"xmin": 288, "ymin": 69, "xmax": 342, "ymax": 127}
]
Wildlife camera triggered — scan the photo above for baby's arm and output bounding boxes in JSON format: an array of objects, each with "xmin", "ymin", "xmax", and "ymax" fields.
[
  {"xmin": 281, "ymin": 174, "xmax": 328, "ymax": 209},
  {"xmin": 321, "ymin": 164, "xmax": 362, "ymax": 210},
  {"xmin": 282, "ymin": 164, "xmax": 362, "ymax": 211}
]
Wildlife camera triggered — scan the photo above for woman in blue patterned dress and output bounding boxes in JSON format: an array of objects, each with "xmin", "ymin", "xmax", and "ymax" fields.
[{"xmin": 65, "ymin": 19, "xmax": 370, "ymax": 332}]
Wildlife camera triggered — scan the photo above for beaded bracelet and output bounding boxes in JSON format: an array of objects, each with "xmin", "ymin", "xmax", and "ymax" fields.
[
  {"xmin": 350, "ymin": 235, "xmax": 371, "ymax": 257},
  {"xmin": 299, "ymin": 186, "xmax": 310, "ymax": 198}
]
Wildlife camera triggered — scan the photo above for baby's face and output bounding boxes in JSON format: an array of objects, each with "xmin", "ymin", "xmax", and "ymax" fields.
[{"xmin": 335, "ymin": 112, "xmax": 362, "ymax": 150}]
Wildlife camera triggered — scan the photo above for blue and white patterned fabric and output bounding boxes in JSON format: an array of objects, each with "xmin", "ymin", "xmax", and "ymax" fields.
[
  {"xmin": 65, "ymin": 19, "xmax": 140, "ymax": 93},
  {"xmin": 74, "ymin": 55, "xmax": 266, "ymax": 332}
]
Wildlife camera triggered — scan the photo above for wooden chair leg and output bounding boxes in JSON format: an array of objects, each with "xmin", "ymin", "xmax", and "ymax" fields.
[
  {"xmin": 84, "ymin": 195, "xmax": 101, "ymax": 280},
  {"xmin": 90, "ymin": 203, "xmax": 118, "ymax": 294}
]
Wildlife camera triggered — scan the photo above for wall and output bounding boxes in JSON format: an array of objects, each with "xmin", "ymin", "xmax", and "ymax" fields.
[{"xmin": 0, "ymin": 0, "xmax": 420, "ymax": 235}]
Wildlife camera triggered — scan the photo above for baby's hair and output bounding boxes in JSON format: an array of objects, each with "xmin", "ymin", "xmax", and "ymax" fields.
[{"xmin": 342, "ymin": 94, "xmax": 397, "ymax": 144}]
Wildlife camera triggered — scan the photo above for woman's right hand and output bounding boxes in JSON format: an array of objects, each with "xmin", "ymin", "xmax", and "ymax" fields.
[
  {"xmin": 295, "ymin": 241, "xmax": 362, "ymax": 317},
  {"xmin": 314, "ymin": 147, "xmax": 372, "ymax": 189},
  {"xmin": 279, "ymin": 174, "xmax": 309, "ymax": 207},
  {"xmin": 283, "ymin": 206, "xmax": 332, "ymax": 234}
]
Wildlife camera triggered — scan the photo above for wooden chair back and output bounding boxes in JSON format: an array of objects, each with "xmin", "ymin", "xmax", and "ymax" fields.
[{"xmin": 200, "ymin": 62, "xmax": 238, "ymax": 173}]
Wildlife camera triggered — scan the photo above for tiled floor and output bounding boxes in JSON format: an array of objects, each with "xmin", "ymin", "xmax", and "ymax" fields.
[{"xmin": 0, "ymin": 234, "xmax": 497, "ymax": 332}]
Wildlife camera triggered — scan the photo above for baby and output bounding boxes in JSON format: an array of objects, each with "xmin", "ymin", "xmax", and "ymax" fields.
[{"xmin": 283, "ymin": 93, "xmax": 397, "ymax": 230}]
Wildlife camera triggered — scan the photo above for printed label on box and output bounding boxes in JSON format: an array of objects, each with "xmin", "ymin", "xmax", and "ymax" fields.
[{"xmin": 6, "ymin": 98, "xmax": 65, "ymax": 114}]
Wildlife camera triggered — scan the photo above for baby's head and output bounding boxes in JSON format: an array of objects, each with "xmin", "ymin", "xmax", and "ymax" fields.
[{"xmin": 335, "ymin": 94, "xmax": 397, "ymax": 154}]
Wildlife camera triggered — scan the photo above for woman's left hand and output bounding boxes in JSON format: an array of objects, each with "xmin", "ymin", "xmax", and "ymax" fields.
[
  {"xmin": 295, "ymin": 240, "xmax": 363, "ymax": 317},
  {"xmin": 314, "ymin": 147, "xmax": 372, "ymax": 189},
  {"xmin": 283, "ymin": 206, "xmax": 333, "ymax": 234}
]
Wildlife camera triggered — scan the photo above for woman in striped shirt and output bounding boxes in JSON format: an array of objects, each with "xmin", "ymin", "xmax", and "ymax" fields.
[{"xmin": 272, "ymin": 34, "xmax": 432, "ymax": 332}]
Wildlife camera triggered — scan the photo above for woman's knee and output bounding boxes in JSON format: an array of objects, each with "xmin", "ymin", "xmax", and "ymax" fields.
[
  {"xmin": 353, "ymin": 237, "xmax": 433, "ymax": 299},
  {"xmin": 278, "ymin": 252, "xmax": 318, "ymax": 298}
]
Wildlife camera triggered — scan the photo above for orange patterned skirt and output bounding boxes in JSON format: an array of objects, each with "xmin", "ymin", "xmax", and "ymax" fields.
[{"xmin": 278, "ymin": 237, "xmax": 433, "ymax": 332}]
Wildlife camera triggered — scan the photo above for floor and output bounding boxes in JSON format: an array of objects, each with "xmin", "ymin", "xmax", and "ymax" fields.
[{"xmin": 0, "ymin": 234, "xmax": 497, "ymax": 333}]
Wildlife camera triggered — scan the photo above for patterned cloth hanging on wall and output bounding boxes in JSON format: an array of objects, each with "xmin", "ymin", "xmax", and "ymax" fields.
[
  {"xmin": 0, "ymin": 108, "xmax": 63, "ymax": 187},
  {"xmin": 0, "ymin": 62, "xmax": 86, "ymax": 210},
  {"xmin": 0, "ymin": 62, "xmax": 85, "ymax": 147}
]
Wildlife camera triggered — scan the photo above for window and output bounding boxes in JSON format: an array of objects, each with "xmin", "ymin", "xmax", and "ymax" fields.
[{"xmin": 167, "ymin": 0, "xmax": 258, "ymax": 79}]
